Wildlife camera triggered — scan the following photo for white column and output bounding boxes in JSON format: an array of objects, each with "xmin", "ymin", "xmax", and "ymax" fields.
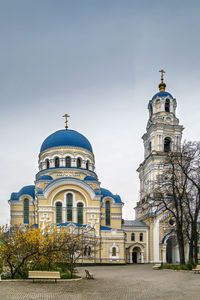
[
  {"xmin": 82, "ymin": 160, "xmax": 86, "ymax": 169},
  {"xmin": 73, "ymin": 207, "xmax": 77, "ymax": 223},
  {"xmin": 60, "ymin": 158, "xmax": 65, "ymax": 167},
  {"xmin": 161, "ymin": 100, "xmax": 165, "ymax": 111},
  {"xmin": 71, "ymin": 158, "xmax": 76, "ymax": 167},
  {"xmin": 141, "ymin": 251, "xmax": 144, "ymax": 263},
  {"xmin": 162, "ymin": 245, "xmax": 166, "ymax": 263},
  {"xmin": 130, "ymin": 252, "xmax": 132, "ymax": 263},
  {"xmin": 63, "ymin": 207, "xmax": 66, "ymax": 223},
  {"xmin": 152, "ymin": 102, "xmax": 156, "ymax": 114},
  {"xmin": 153, "ymin": 218, "xmax": 160, "ymax": 263},
  {"xmin": 146, "ymin": 228, "xmax": 149, "ymax": 263},
  {"xmin": 50, "ymin": 159, "xmax": 54, "ymax": 168}
]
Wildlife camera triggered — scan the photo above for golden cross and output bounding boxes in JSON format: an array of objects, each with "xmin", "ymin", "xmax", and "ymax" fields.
[
  {"xmin": 63, "ymin": 113, "xmax": 70, "ymax": 129},
  {"xmin": 159, "ymin": 69, "xmax": 165, "ymax": 82}
]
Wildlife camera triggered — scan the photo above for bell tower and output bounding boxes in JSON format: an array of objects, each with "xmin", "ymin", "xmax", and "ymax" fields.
[{"xmin": 136, "ymin": 71, "xmax": 184, "ymax": 219}]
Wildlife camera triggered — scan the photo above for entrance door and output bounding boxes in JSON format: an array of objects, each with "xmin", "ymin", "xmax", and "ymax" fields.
[{"xmin": 132, "ymin": 252, "xmax": 137, "ymax": 263}]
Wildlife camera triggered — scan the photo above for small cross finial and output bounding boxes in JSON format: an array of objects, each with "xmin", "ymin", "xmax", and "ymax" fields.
[
  {"xmin": 159, "ymin": 69, "xmax": 165, "ymax": 83},
  {"xmin": 63, "ymin": 113, "xmax": 70, "ymax": 129},
  {"xmin": 158, "ymin": 69, "xmax": 166, "ymax": 91}
]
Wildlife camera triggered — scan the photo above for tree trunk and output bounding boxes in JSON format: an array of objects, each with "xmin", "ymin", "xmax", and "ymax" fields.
[{"xmin": 176, "ymin": 228, "xmax": 185, "ymax": 265}]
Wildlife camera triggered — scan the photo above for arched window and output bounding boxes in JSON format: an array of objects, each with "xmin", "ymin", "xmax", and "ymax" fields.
[
  {"xmin": 164, "ymin": 137, "xmax": 171, "ymax": 152},
  {"xmin": 56, "ymin": 202, "xmax": 62, "ymax": 224},
  {"xmin": 67, "ymin": 193, "xmax": 73, "ymax": 221},
  {"xmin": 88, "ymin": 246, "xmax": 91, "ymax": 257},
  {"xmin": 86, "ymin": 160, "xmax": 89, "ymax": 170},
  {"xmin": 24, "ymin": 198, "xmax": 29, "ymax": 224},
  {"xmin": 165, "ymin": 99, "xmax": 170, "ymax": 112},
  {"xmin": 112, "ymin": 247, "xmax": 116, "ymax": 256},
  {"xmin": 46, "ymin": 159, "xmax": 50, "ymax": 169},
  {"xmin": 105, "ymin": 200, "xmax": 110, "ymax": 226},
  {"xmin": 131, "ymin": 233, "xmax": 135, "ymax": 241},
  {"xmin": 55, "ymin": 157, "xmax": 60, "ymax": 168},
  {"xmin": 77, "ymin": 158, "xmax": 82, "ymax": 168},
  {"xmin": 77, "ymin": 202, "xmax": 83, "ymax": 225},
  {"xmin": 148, "ymin": 141, "xmax": 152, "ymax": 154},
  {"xmin": 149, "ymin": 103, "xmax": 153, "ymax": 117},
  {"xmin": 65, "ymin": 156, "xmax": 71, "ymax": 167},
  {"xmin": 140, "ymin": 233, "xmax": 143, "ymax": 242}
]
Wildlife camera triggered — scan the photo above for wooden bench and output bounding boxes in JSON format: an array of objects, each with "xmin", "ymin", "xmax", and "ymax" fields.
[
  {"xmin": 152, "ymin": 264, "xmax": 162, "ymax": 270},
  {"xmin": 192, "ymin": 265, "xmax": 200, "ymax": 274},
  {"xmin": 85, "ymin": 269, "xmax": 94, "ymax": 279},
  {"xmin": 28, "ymin": 271, "xmax": 60, "ymax": 283}
]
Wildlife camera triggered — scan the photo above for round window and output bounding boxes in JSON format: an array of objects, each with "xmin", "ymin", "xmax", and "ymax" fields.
[{"xmin": 169, "ymin": 218, "xmax": 175, "ymax": 226}]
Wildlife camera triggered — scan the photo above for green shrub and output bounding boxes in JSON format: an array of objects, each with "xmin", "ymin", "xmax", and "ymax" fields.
[{"xmin": 162, "ymin": 263, "xmax": 196, "ymax": 271}]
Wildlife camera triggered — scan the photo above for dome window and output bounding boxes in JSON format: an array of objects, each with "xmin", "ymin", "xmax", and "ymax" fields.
[
  {"xmin": 165, "ymin": 99, "xmax": 170, "ymax": 112},
  {"xmin": 67, "ymin": 193, "xmax": 73, "ymax": 221},
  {"xmin": 164, "ymin": 137, "xmax": 172, "ymax": 153},
  {"xmin": 55, "ymin": 157, "xmax": 60, "ymax": 168},
  {"xmin": 65, "ymin": 156, "xmax": 71, "ymax": 168},
  {"xmin": 86, "ymin": 160, "xmax": 89, "ymax": 170},
  {"xmin": 24, "ymin": 198, "xmax": 29, "ymax": 224},
  {"xmin": 105, "ymin": 200, "xmax": 111, "ymax": 226},
  {"xmin": 77, "ymin": 158, "xmax": 82, "ymax": 168},
  {"xmin": 46, "ymin": 159, "xmax": 50, "ymax": 169},
  {"xmin": 56, "ymin": 202, "xmax": 62, "ymax": 224},
  {"xmin": 148, "ymin": 142, "xmax": 152, "ymax": 154},
  {"xmin": 77, "ymin": 202, "xmax": 83, "ymax": 224}
]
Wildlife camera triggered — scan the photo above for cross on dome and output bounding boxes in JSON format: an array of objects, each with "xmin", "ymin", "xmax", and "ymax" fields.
[
  {"xmin": 158, "ymin": 69, "xmax": 166, "ymax": 92},
  {"xmin": 63, "ymin": 113, "xmax": 70, "ymax": 130}
]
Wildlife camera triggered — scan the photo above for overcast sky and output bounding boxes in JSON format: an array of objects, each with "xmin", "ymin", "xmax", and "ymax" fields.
[{"xmin": 1, "ymin": 0, "xmax": 200, "ymax": 225}]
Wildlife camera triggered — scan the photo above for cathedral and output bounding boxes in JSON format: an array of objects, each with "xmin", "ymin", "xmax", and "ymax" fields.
[{"xmin": 8, "ymin": 72, "xmax": 187, "ymax": 264}]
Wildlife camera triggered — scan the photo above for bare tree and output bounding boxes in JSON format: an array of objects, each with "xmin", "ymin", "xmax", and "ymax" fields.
[
  {"xmin": 150, "ymin": 152, "xmax": 187, "ymax": 265},
  {"xmin": 177, "ymin": 141, "xmax": 200, "ymax": 263},
  {"xmin": 150, "ymin": 141, "xmax": 200, "ymax": 265}
]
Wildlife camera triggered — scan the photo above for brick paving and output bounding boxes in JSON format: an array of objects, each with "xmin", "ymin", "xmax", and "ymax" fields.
[{"xmin": 0, "ymin": 264, "xmax": 199, "ymax": 300}]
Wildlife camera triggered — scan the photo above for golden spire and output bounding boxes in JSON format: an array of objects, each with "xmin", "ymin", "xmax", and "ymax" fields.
[
  {"xmin": 63, "ymin": 113, "xmax": 70, "ymax": 130},
  {"xmin": 158, "ymin": 69, "xmax": 166, "ymax": 91}
]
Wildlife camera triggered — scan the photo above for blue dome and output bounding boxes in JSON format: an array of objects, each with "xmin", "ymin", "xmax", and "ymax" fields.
[
  {"xmin": 37, "ymin": 175, "xmax": 53, "ymax": 181},
  {"xmin": 100, "ymin": 188, "xmax": 122, "ymax": 203},
  {"xmin": 84, "ymin": 176, "xmax": 98, "ymax": 181},
  {"xmin": 152, "ymin": 91, "xmax": 173, "ymax": 100},
  {"xmin": 37, "ymin": 189, "xmax": 43, "ymax": 194},
  {"xmin": 40, "ymin": 129, "xmax": 93, "ymax": 153},
  {"xmin": 10, "ymin": 185, "xmax": 35, "ymax": 201}
]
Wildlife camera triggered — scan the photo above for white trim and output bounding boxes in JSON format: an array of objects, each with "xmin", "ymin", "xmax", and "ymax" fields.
[
  {"xmin": 153, "ymin": 218, "xmax": 160, "ymax": 262},
  {"xmin": 44, "ymin": 178, "xmax": 97, "ymax": 200}
]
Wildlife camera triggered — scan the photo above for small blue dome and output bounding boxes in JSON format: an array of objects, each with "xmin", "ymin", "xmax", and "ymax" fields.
[
  {"xmin": 10, "ymin": 185, "xmax": 35, "ymax": 200},
  {"xmin": 84, "ymin": 176, "xmax": 98, "ymax": 181},
  {"xmin": 40, "ymin": 129, "xmax": 93, "ymax": 153},
  {"xmin": 37, "ymin": 175, "xmax": 53, "ymax": 181},
  {"xmin": 100, "ymin": 188, "xmax": 122, "ymax": 203},
  {"xmin": 152, "ymin": 91, "xmax": 173, "ymax": 100},
  {"xmin": 37, "ymin": 189, "xmax": 43, "ymax": 194}
]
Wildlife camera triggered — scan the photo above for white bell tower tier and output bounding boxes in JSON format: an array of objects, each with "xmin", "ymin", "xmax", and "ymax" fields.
[{"xmin": 136, "ymin": 70, "xmax": 184, "ymax": 218}]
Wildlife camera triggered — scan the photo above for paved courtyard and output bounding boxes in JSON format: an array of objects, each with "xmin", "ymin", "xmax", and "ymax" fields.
[{"xmin": 0, "ymin": 264, "xmax": 199, "ymax": 300}]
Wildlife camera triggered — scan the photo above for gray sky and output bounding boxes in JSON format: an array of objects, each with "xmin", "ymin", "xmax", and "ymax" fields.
[{"xmin": 1, "ymin": 0, "xmax": 200, "ymax": 225}]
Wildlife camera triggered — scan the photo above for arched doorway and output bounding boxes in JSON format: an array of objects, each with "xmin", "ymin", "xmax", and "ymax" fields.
[
  {"xmin": 166, "ymin": 235, "xmax": 179, "ymax": 263},
  {"xmin": 132, "ymin": 246, "xmax": 142, "ymax": 263}
]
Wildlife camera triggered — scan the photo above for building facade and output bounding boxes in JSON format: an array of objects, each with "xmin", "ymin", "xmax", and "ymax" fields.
[{"xmin": 8, "ymin": 74, "xmax": 198, "ymax": 264}]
